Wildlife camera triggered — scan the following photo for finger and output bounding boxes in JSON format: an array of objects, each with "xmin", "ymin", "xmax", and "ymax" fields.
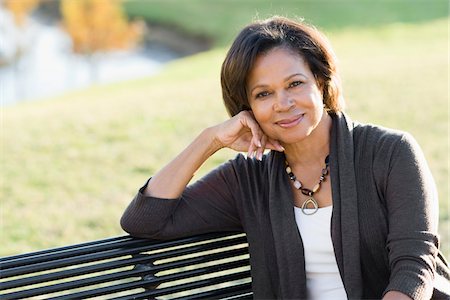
[
  {"xmin": 256, "ymin": 135, "xmax": 268, "ymax": 161},
  {"xmin": 251, "ymin": 132, "xmax": 264, "ymax": 160},
  {"xmin": 269, "ymin": 138, "xmax": 285, "ymax": 152},
  {"xmin": 240, "ymin": 111, "xmax": 262, "ymax": 148},
  {"xmin": 247, "ymin": 140, "xmax": 257, "ymax": 159},
  {"xmin": 264, "ymin": 142, "xmax": 282, "ymax": 151},
  {"xmin": 261, "ymin": 137, "xmax": 285, "ymax": 152}
]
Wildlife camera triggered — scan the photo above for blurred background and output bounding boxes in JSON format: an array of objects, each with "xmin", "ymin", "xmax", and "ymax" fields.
[{"xmin": 1, "ymin": 0, "xmax": 448, "ymax": 257}]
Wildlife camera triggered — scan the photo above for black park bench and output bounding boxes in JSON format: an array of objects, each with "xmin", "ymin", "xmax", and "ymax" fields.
[{"xmin": 0, "ymin": 232, "xmax": 252, "ymax": 299}]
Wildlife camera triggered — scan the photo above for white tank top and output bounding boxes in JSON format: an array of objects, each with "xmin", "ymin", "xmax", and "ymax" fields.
[{"xmin": 294, "ymin": 205, "xmax": 347, "ymax": 300}]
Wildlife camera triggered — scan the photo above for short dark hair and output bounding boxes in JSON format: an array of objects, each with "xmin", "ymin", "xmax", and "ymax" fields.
[{"xmin": 221, "ymin": 16, "xmax": 345, "ymax": 116}]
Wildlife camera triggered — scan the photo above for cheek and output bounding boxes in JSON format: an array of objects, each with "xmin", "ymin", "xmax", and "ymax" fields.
[
  {"xmin": 311, "ymin": 95, "xmax": 323, "ymax": 111},
  {"xmin": 301, "ymin": 90, "xmax": 323, "ymax": 113},
  {"xmin": 311, "ymin": 85, "xmax": 324, "ymax": 104},
  {"xmin": 250, "ymin": 101, "xmax": 272, "ymax": 122}
]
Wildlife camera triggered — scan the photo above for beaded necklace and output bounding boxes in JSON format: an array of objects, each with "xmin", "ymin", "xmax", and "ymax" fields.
[{"xmin": 285, "ymin": 155, "xmax": 330, "ymax": 215}]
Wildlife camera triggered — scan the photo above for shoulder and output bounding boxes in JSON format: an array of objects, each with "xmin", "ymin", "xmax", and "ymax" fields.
[
  {"xmin": 199, "ymin": 152, "xmax": 277, "ymax": 202},
  {"xmin": 332, "ymin": 112, "xmax": 413, "ymax": 153},
  {"xmin": 353, "ymin": 121, "xmax": 406, "ymax": 146},
  {"xmin": 225, "ymin": 152, "xmax": 275, "ymax": 178},
  {"xmin": 350, "ymin": 120, "xmax": 426, "ymax": 172},
  {"xmin": 352, "ymin": 120, "xmax": 420, "ymax": 157},
  {"xmin": 213, "ymin": 151, "xmax": 283, "ymax": 189}
]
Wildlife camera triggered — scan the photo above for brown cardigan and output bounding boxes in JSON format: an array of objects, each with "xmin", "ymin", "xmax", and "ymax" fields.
[{"xmin": 121, "ymin": 113, "xmax": 450, "ymax": 299}]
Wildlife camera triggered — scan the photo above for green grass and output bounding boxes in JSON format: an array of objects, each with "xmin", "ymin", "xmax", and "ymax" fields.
[
  {"xmin": 1, "ymin": 2, "xmax": 448, "ymax": 258},
  {"xmin": 123, "ymin": 0, "xmax": 449, "ymax": 46}
]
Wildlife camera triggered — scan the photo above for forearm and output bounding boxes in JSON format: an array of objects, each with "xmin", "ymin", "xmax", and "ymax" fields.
[
  {"xmin": 144, "ymin": 127, "xmax": 222, "ymax": 199},
  {"xmin": 121, "ymin": 111, "xmax": 273, "ymax": 237},
  {"xmin": 121, "ymin": 125, "xmax": 243, "ymax": 238}
]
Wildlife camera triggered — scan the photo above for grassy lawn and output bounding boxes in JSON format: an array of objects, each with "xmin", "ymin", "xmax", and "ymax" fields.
[
  {"xmin": 1, "ymin": 1, "xmax": 448, "ymax": 257},
  {"xmin": 124, "ymin": 0, "xmax": 448, "ymax": 46}
]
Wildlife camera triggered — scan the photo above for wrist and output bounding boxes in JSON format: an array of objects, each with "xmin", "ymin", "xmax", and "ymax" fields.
[{"xmin": 201, "ymin": 126, "xmax": 224, "ymax": 155}]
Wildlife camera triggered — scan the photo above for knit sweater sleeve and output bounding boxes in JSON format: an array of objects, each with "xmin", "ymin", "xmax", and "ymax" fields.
[
  {"xmin": 383, "ymin": 133, "xmax": 440, "ymax": 299},
  {"xmin": 120, "ymin": 158, "xmax": 243, "ymax": 239}
]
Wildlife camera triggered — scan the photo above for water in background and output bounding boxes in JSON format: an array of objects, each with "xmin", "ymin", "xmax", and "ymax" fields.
[{"xmin": 0, "ymin": 8, "xmax": 180, "ymax": 106}]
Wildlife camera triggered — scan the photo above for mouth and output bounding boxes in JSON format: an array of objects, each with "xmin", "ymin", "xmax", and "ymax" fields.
[{"xmin": 276, "ymin": 114, "xmax": 304, "ymax": 128}]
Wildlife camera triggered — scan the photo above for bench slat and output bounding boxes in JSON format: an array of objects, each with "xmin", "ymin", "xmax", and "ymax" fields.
[
  {"xmin": 3, "ymin": 256, "xmax": 249, "ymax": 299},
  {"xmin": 182, "ymin": 283, "xmax": 253, "ymax": 300},
  {"xmin": 1, "ymin": 233, "xmax": 246, "ymax": 278},
  {"xmin": 0, "ymin": 232, "xmax": 252, "ymax": 300},
  {"xmin": 0, "ymin": 236, "xmax": 133, "ymax": 263},
  {"xmin": 0, "ymin": 255, "xmax": 151, "ymax": 290},
  {"xmin": 101, "ymin": 271, "xmax": 251, "ymax": 300},
  {"xmin": 111, "ymin": 283, "xmax": 253, "ymax": 300},
  {"xmin": 1, "ymin": 246, "xmax": 248, "ymax": 291}
]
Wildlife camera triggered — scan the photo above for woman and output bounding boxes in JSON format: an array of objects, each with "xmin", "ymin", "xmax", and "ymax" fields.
[{"xmin": 121, "ymin": 16, "xmax": 450, "ymax": 299}]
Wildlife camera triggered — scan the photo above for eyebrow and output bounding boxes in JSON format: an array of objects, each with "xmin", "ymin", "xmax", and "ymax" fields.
[{"xmin": 249, "ymin": 73, "xmax": 308, "ymax": 94}]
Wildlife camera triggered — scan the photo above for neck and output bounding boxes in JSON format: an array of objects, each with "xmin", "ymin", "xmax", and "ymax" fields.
[{"xmin": 283, "ymin": 112, "xmax": 332, "ymax": 167}]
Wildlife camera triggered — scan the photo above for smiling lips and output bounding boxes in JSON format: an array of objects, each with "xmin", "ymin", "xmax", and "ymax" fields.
[{"xmin": 276, "ymin": 114, "xmax": 304, "ymax": 128}]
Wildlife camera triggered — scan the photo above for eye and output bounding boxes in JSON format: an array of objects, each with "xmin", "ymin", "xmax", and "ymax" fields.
[
  {"xmin": 289, "ymin": 81, "xmax": 303, "ymax": 88},
  {"xmin": 255, "ymin": 91, "xmax": 270, "ymax": 99}
]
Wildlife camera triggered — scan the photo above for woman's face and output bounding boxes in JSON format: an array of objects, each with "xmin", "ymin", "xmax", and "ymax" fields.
[{"xmin": 246, "ymin": 47, "xmax": 325, "ymax": 145}]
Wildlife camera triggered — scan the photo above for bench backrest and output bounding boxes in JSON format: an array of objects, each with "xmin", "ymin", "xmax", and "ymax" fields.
[{"xmin": 0, "ymin": 232, "xmax": 252, "ymax": 299}]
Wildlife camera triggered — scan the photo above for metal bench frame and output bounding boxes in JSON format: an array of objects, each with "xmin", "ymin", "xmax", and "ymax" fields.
[{"xmin": 0, "ymin": 232, "xmax": 252, "ymax": 299}]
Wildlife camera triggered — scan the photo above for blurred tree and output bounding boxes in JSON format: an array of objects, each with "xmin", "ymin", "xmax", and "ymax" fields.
[
  {"xmin": 61, "ymin": 0, "xmax": 142, "ymax": 56},
  {"xmin": 1, "ymin": 0, "xmax": 39, "ymax": 101},
  {"xmin": 2, "ymin": 0, "xmax": 40, "ymax": 64},
  {"xmin": 61, "ymin": 0, "xmax": 143, "ymax": 81},
  {"xmin": 3, "ymin": 0, "xmax": 40, "ymax": 27}
]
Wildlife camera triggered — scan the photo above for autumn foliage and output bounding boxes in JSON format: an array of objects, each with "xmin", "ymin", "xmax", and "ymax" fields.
[
  {"xmin": 61, "ymin": 0, "xmax": 143, "ymax": 55},
  {"xmin": 3, "ymin": 0, "xmax": 40, "ymax": 26}
]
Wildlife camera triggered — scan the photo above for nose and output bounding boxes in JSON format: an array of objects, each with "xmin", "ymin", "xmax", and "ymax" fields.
[{"xmin": 274, "ymin": 91, "xmax": 294, "ymax": 112}]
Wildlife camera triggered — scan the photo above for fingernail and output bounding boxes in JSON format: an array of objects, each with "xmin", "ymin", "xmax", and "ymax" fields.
[
  {"xmin": 280, "ymin": 145, "xmax": 285, "ymax": 151},
  {"xmin": 257, "ymin": 152, "xmax": 262, "ymax": 161},
  {"xmin": 257, "ymin": 140, "xmax": 262, "ymax": 148}
]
